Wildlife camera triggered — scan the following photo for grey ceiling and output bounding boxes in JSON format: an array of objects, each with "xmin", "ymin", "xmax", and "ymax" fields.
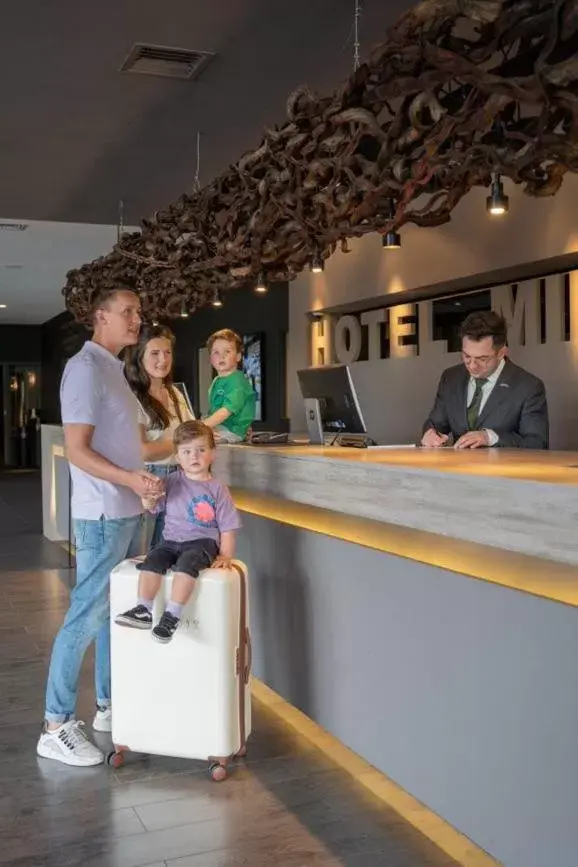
[{"xmin": 0, "ymin": 0, "xmax": 412, "ymax": 227}]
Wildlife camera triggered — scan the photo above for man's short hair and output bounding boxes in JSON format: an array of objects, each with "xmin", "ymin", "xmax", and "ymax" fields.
[
  {"xmin": 207, "ymin": 328, "xmax": 243, "ymax": 354},
  {"xmin": 89, "ymin": 286, "xmax": 136, "ymax": 324},
  {"xmin": 460, "ymin": 310, "xmax": 508, "ymax": 349}
]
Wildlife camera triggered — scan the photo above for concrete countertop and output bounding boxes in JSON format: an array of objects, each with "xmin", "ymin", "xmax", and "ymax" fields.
[{"xmin": 213, "ymin": 445, "xmax": 578, "ymax": 566}]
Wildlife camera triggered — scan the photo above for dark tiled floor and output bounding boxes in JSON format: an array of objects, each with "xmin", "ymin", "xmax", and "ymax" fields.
[
  {"xmin": 0, "ymin": 476, "xmax": 460, "ymax": 867},
  {"xmin": 0, "ymin": 470, "xmax": 71, "ymax": 571}
]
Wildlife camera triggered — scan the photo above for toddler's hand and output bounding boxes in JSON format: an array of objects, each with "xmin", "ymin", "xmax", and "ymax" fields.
[{"xmin": 142, "ymin": 491, "xmax": 163, "ymax": 511}]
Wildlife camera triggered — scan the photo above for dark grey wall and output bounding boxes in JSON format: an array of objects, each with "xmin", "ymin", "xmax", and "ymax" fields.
[
  {"xmin": 169, "ymin": 282, "xmax": 288, "ymax": 431},
  {"xmin": 40, "ymin": 312, "xmax": 87, "ymax": 423},
  {"xmin": 0, "ymin": 325, "xmax": 42, "ymax": 363},
  {"xmin": 40, "ymin": 282, "xmax": 289, "ymax": 429},
  {"xmin": 237, "ymin": 513, "xmax": 578, "ymax": 867}
]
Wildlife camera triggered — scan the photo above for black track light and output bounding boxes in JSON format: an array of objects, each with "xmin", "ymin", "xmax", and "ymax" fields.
[
  {"xmin": 382, "ymin": 230, "xmax": 401, "ymax": 249},
  {"xmin": 310, "ymin": 253, "xmax": 324, "ymax": 273},
  {"xmin": 382, "ymin": 199, "xmax": 401, "ymax": 249},
  {"xmin": 486, "ymin": 173, "xmax": 509, "ymax": 216},
  {"xmin": 255, "ymin": 271, "xmax": 267, "ymax": 293}
]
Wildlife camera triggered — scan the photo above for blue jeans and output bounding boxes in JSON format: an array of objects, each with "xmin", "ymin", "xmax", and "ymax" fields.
[
  {"xmin": 143, "ymin": 464, "xmax": 177, "ymax": 550},
  {"xmin": 44, "ymin": 514, "xmax": 143, "ymax": 723}
]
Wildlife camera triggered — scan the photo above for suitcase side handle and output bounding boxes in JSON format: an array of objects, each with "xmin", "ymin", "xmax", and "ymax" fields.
[{"xmin": 244, "ymin": 627, "xmax": 252, "ymax": 684}]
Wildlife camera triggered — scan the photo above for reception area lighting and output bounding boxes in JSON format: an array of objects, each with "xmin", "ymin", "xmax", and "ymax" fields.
[
  {"xmin": 255, "ymin": 271, "xmax": 268, "ymax": 293},
  {"xmin": 382, "ymin": 231, "xmax": 401, "ymax": 249},
  {"xmin": 486, "ymin": 173, "xmax": 509, "ymax": 215}
]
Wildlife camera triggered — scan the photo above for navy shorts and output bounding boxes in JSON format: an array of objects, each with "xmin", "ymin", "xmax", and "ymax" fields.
[{"xmin": 137, "ymin": 537, "xmax": 219, "ymax": 580}]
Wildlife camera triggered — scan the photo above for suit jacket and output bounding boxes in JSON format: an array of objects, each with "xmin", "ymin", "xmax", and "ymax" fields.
[{"xmin": 422, "ymin": 359, "xmax": 549, "ymax": 449}]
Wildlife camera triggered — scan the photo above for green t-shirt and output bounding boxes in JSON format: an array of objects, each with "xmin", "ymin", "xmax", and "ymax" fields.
[{"xmin": 208, "ymin": 369, "xmax": 256, "ymax": 439}]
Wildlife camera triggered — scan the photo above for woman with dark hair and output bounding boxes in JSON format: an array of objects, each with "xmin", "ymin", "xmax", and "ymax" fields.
[{"xmin": 124, "ymin": 324, "xmax": 194, "ymax": 548}]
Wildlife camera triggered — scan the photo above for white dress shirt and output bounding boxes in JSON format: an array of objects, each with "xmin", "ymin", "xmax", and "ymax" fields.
[{"xmin": 466, "ymin": 358, "xmax": 505, "ymax": 446}]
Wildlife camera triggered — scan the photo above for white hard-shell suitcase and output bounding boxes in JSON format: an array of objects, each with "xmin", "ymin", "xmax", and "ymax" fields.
[{"xmin": 108, "ymin": 558, "xmax": 251, "ymax": 780}]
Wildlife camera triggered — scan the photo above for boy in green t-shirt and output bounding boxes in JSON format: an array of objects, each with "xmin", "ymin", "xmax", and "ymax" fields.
[{"xmin": 204, "ymin": 329, "xmax": 256, "ymax": 443}]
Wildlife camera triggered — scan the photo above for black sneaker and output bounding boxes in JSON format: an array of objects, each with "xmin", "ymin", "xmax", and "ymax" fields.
[
  {"xmin": 152, "ymin": 611, "xmax": 180, "ymax": 644},
  {"xmin": 115, "ymin": 605, "xmax": 152, "ymax": 630}
]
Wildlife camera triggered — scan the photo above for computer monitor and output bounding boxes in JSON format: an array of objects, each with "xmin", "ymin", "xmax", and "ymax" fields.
[
  {"xmin": 173, "ymin": 382, "xmax": 195, "ymax": 418},
  {"xmin": 297, "ymin": 365, "xmax": 367, "ymax": 444}
]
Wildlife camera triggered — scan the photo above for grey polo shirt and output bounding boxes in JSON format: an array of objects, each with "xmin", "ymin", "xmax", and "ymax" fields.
[{"xmin": 60, "ymin": 340, "xmax": 145, "ymax": 520}]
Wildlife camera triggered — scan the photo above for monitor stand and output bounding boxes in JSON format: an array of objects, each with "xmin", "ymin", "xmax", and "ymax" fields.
[
  {"xmin": 335, "ymin": 433, "xmax": 376, "ymax": 448},
  {"xmin": 304, "ymin": 398, "xmax": 324, "ymax": 445},
  {"xmin": 303, "ymin": 400, "xmax": 375, "ymax": 448}
]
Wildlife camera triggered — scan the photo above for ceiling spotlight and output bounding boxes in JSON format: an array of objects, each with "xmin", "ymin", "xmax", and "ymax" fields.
[
  {"xmin": 486, "ymin": 173, "xmax": 509, "ymax": 216},
  {"xmin": 310, "ymin": 253, "xmax": 324, "ymax": 273},
  {"xmin": 0, "ymin": 304, "xmax": 6, "ymax": 309},
  {"xmin": 382, "ymin": 230, "xmax": 401, "ymax": 249},
  {"xmin": 211, "ymin": 288, "xmax": 223, "ymax": 308},
  {"xmin": 382, "ymin": 198, "xmax": 401, "ymax": 249},
  {"xmin": 255, "ymin": 271, "xmax": 267, "ymax": 293}
]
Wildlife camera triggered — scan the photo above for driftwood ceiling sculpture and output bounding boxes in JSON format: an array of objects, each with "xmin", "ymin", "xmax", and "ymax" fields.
[{"xmin": 64, "ymin": 0, "xmax": 578, "ymax": 322}]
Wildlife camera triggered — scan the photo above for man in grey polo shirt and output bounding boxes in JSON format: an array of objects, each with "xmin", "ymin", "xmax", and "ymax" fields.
[{"xmin": 37, "ymin": 286, "xmax": 161, "ymax": 767}]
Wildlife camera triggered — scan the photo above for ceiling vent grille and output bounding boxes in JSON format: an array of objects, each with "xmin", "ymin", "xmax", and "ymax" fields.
[{"xmin": 120, "ymin": 43, "xmax": 215, "ymax": 80}]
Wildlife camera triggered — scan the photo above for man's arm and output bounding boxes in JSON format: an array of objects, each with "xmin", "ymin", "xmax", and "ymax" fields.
[
  {"xmin": 422, "ymin": 371, "xmax": 451, "ymax": 435},
  {"xmin": 494, "ymin": 380, "xmax": 549, "ymax": 449},
  {"xmin": 64, "ymin": 425, "xmax": 161, "ymax": 497},
  {"xmin": 420, "ymin": 371, "xmax": 453, "ymax": 446}
]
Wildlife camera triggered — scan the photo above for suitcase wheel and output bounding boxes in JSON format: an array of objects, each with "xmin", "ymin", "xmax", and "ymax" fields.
[
  {"xmin": 106, "ymin": 750, "xmax": 125, "ymax": 769},
  {"xmin": 209, "ymin": 762, "xmax": 227, "ymax": 782}
]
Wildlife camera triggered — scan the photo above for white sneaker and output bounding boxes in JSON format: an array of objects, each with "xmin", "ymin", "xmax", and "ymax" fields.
[
  {"xmin": 37, "ymin": 720, "xmax": 104, "ymax": 767},
  {"xmin": 92, "ymin": 705, "xmax": 112, "ymax": 733}
]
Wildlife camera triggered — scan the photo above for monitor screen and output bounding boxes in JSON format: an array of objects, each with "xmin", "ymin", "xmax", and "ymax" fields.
[
  {"xmin": 297, "ymin": 365, "xmax": 366, "ymax": 435},
  {"xmin": 242, "ymin": 333, "xmax": 263, "ymax": 421},
  {"xmin": 173, "ymin": 382, "xmax": 195, "ymax": 419}
]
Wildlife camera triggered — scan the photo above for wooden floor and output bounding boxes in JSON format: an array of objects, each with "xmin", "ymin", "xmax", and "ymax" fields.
[{"xmin": 0, "ymin": 473, "xmax": 460, "ymax": 867}]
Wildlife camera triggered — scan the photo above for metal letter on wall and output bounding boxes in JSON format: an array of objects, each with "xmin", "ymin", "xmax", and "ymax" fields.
[
  {"xmin": 334, "ymin": 315, "xmax": 362, "ymax": 364},
  {"xmin": 360, "ymin": 309, "xmax": 386, "ymax": 360},
  {"xmin": 418, "ymin": 301, "xmax": 447, "ymax": 358},
  {"xmin": 389, "ymin": 303, "xmax": 417, "ymax": 358},
  {"xmin": 569, "ymin": 270, "xmax": 578, "ymax": 345},
  {"xmin": 544, "ymin": 273, "xmax": 566, "ymax": 344},
  {"xmin": 491, "ymin": 280, "xmax": 540, "ymax": 346},
  {"xmin": 310, "ymin": 315, "xmax": 334, "ymax": 366}
]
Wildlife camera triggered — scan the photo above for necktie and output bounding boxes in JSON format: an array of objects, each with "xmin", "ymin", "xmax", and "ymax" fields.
[{"xmin": 467, "ymin": 378, "xmax": 487, "ymax": 430}]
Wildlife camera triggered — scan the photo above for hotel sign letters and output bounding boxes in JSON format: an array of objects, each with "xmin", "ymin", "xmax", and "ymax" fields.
[{"xmin": 310, "ymin": 271, "xmax": 578, "ymax": 366}]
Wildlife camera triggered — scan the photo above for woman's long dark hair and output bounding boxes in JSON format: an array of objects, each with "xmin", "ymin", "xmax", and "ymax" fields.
[{"xmin": 124, "ymin": 324, "xmax": 184, "ymax": 430}]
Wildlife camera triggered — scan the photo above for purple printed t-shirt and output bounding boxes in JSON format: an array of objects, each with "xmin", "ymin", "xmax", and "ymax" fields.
[{"xmin": 153, "ymin": 471, "xmax": 241, "ymax": 544}]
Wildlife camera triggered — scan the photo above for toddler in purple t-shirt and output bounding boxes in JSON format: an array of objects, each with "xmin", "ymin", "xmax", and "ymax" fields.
[{"xmin": 115, "ymin": 420, "xmax": 241, "ymax": 643}]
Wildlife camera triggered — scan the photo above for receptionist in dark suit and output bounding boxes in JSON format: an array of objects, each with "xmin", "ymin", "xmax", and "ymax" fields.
[{"xmin": 421, "ymin": 310, "xmax": 549, "ymax": 450}]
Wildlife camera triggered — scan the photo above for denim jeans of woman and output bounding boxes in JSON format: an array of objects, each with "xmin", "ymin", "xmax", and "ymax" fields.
[
  {"xmin": 44, "ymin": 514, "xmax": 143, "ymax": 723},
  {"xmin": 143, "ymin": 463, "xmax": 177, "ymax": 550}
]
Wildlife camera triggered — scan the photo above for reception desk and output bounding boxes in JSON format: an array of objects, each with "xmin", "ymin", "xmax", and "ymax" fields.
[
  {"xmin": 42, "ymin": 430, "xmax": 578, "ymax": 867},
  {"xmin": 213, "ymin": 445, "xmax": 578, "ymax": 867}
]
